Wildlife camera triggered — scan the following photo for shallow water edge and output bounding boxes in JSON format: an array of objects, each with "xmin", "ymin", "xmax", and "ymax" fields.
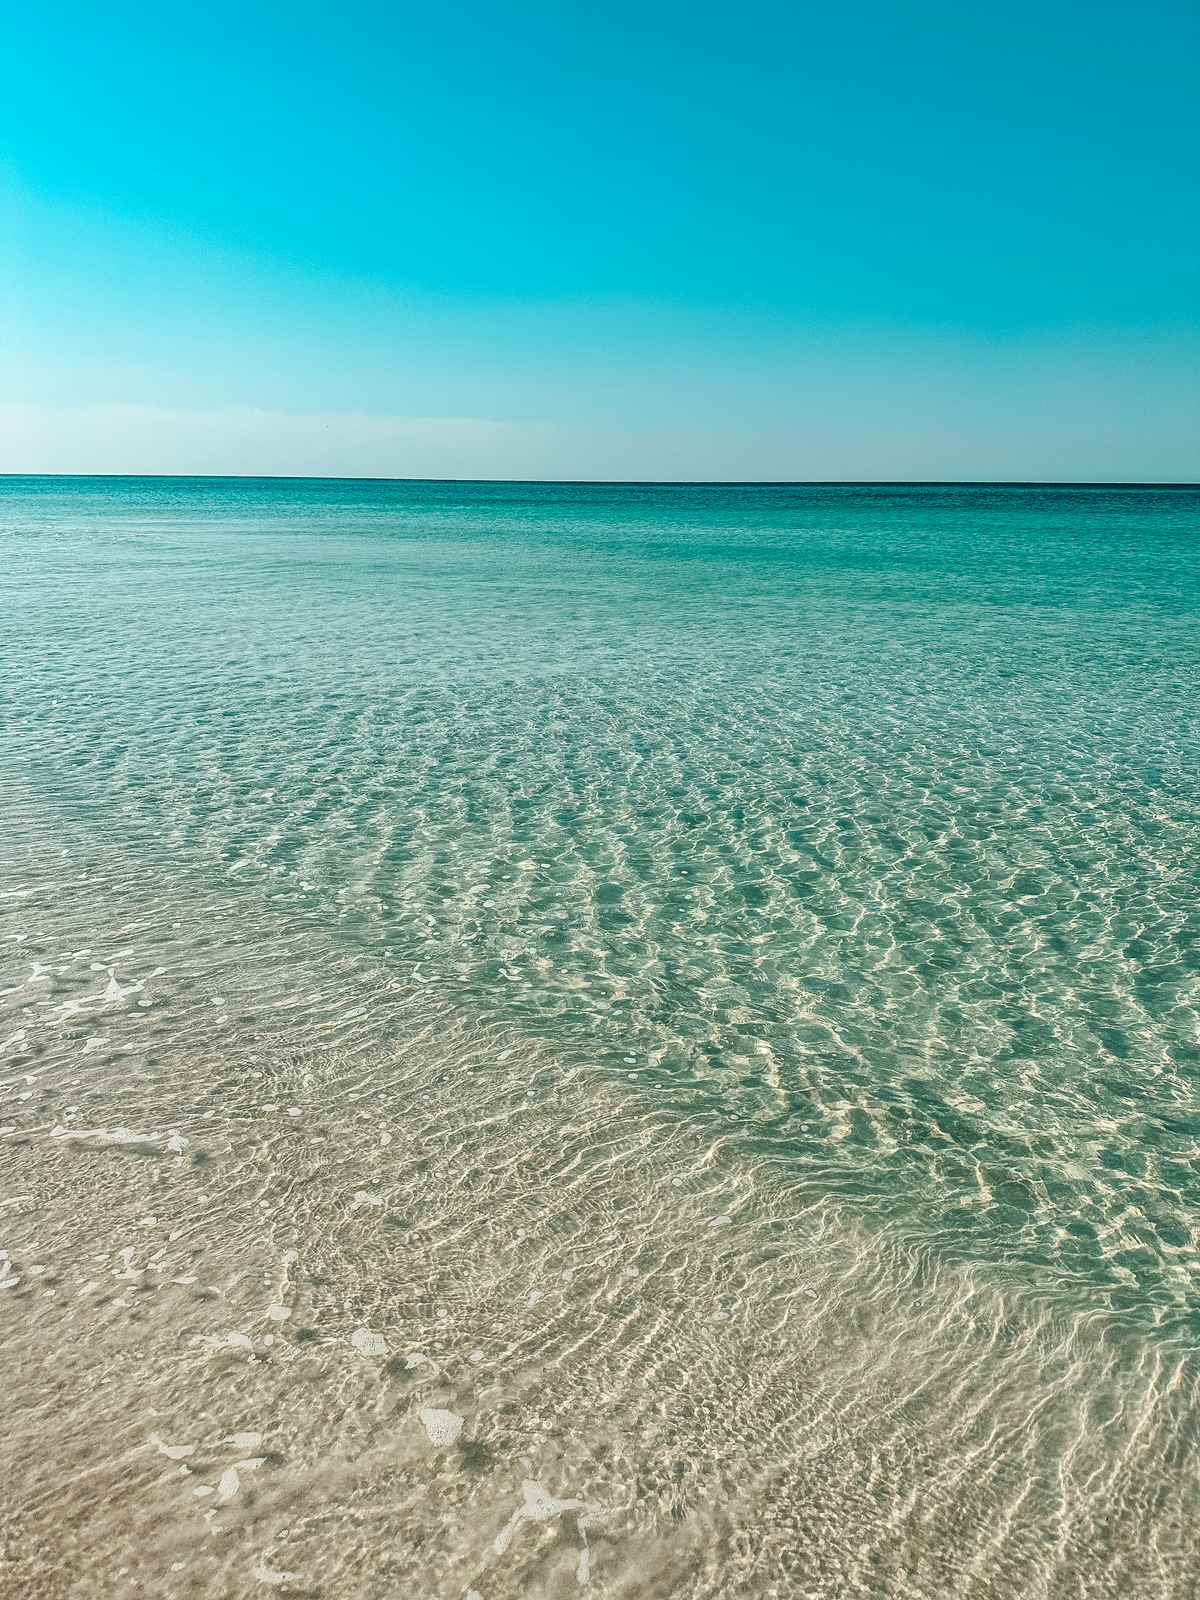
[{"xmin": 2, "ymin": 858, "xmax": 1198, "ymax": 1599}]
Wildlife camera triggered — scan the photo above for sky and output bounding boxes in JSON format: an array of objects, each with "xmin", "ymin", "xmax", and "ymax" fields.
[{"xmin": 2, "ymin": 0, "xmax": 1198, "ymax": 481}]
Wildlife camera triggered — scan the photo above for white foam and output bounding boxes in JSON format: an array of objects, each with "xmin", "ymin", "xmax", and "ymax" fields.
[
  {"xmin": 149, "ymin": 1435, "xmax": 196, "ymax": 1461},
  {"xmin": 493, "ymin": 1479, "xmax": 600, "ymax": 1563},
  {"xmin": 517, "ymin": 1481, "xmax": 588, "ymax": 1522},
  {"xmin": 254, "ymin": 1561, "xmax": 302, "ymax": 1586},
  {"xmin": 49, "ymin": 1125, "xmax": 163, "ymax": 1153},
  {"xmin": 203, "ymin": 1331, "xmax": 255, "ymax": 1354},
  {"xmin": 349, "ymin": 1327, "xmax": 387, "ymax": 1357},
  {"xmin": 418, "ymin": 1407, "xmax": 463, "ymax": 1446}
]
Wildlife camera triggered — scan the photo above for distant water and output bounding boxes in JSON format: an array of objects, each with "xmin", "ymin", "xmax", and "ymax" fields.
[{"xmin": 2, "ymin": 477, "xmax": 1199, "ymax": 1596}]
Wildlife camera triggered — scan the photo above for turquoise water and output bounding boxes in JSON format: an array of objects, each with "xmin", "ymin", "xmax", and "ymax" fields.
[
  {"xmin": 4, "ymin": 475, "xmax": 1199, "ymax": 1339},
  {"xmin": 5, "ymin": 477, "xmax": 1200, "ymax": 1597}
]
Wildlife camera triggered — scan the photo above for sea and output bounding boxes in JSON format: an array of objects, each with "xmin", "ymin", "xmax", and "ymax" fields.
[{"xmin": 1, "ymin": 476, "xmax": 1198, "ymax": 1598}]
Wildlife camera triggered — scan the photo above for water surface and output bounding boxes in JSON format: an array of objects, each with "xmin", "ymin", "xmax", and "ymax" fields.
[{"xmin": 2, "ymin": 477, "xmax": 1198, "ymax": 1596}]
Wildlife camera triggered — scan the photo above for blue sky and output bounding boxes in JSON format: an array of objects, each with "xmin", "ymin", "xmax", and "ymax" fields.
[{"xmin": 2, "ymin": 0, "xmax": 1197, "ymax": 479}]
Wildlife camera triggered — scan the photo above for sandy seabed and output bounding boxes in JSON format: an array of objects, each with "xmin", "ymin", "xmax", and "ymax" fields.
[{"xmin": 2, "ymin": 872, "xmax": 1198, "ymax": 1600}]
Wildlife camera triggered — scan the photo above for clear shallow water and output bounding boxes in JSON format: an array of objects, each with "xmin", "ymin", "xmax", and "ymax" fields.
[
  {"xmin": 2, "ymin": 476, "xmax": 1200, "ymax": 1596},
  {"xmin": 5, "ymin": 476, "xmax": 1199, "ymax": 1335}
]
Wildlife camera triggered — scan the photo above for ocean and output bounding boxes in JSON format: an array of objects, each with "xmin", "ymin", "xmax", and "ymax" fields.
[{"xmin": 2, "ymin": 476, "xmax": 1198, "ymax": 1597}]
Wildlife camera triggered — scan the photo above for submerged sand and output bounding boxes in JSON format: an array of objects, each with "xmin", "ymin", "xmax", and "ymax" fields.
[{"xmin": 1, "ymin": 868, "xmax": 1198, "ymax": 1599}]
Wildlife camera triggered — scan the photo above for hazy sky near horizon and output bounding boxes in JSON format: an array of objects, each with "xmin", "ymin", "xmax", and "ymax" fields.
[{"xmin": 3, "ymin": 0, "xmax": 1198, "ymax": 480}]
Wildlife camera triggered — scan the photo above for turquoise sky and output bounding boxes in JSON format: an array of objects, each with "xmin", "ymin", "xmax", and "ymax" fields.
[{"xmin": 3, "ymin": 0, "xmax": 1197, "ymax": 479}]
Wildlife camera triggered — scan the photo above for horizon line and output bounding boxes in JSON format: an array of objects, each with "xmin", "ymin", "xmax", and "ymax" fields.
[{"xmin": 2, "ymin": 473, "xmax": 1198, "ymax": 489}]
